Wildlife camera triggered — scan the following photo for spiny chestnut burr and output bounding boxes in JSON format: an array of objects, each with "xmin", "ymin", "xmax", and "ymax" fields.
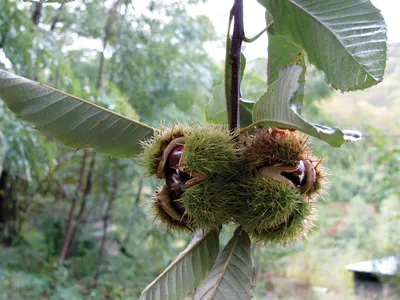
[
  {"xmin": 140, "ymin": 124, "xmax": 241, "ymax": 231},
  {"xmin": 235, "ymin": 128, "xmax": 325, "ymax": 244}
]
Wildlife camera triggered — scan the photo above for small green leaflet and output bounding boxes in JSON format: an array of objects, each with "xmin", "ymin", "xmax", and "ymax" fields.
[
  {"xmin": 258, "ymin": 0, "xmax": 387, "ymax": 92},
  {"xmin": 139, "ymin": 229, "xmax": 220, "ymax": 300},
  {"xmin": 205, "ymin": 84, "xmax": 254, "ymax": 127},
  {"xmin": 252, "ymin": 65, "xmax": 361, "ymax": 147},
  {"xmin": 0, "ymin": 70, "xmax": 154, "ymax": 158},
  {"xmin": 194, "ymin": 228, "xmax": 254, "ymax": 300}
]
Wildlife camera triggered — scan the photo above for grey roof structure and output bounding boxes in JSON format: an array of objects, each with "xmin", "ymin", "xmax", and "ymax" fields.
[{"xmin": 346, "ymin": 256, "xmax": 399, "ymax": 276}]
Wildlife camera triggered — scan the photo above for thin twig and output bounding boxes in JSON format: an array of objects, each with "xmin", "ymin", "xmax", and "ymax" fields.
[
  {"xmin": 243, "ymin": 21, "xmax": 274, "ymax": 43},
  {"xmin": 122, "ymin": 177, "xmax": 144, "ymax": 245},
  {"xmin": 96, "ymin": 0, "xmax": 122, "ymax": 90},
  {"xmin": 31, "ymin": 2, "xmax": 43, "ymax": 26},
  {"xmin": 67, "ymin": 151, "xmax": 97, "ymax": 255},
  {"xmin": 50, "ymin": 3, "xmax": 65, "ymax": 32}
]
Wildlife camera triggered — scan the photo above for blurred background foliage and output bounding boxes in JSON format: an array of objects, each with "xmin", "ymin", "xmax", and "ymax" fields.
[{"xmin": 0, "ymin": 0, "xmax": 398, "ymax": 299}]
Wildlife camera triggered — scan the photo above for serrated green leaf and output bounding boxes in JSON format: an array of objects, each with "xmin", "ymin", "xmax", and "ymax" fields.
[
  {"xmin": 259, "ymin": 0, "xmax": 387, "ymax": 91},
  {"xmin": 194, "ymin": 228, "xmax": 254, "ymax": 300},
  {"xmin": 139, "ymin": 229, "xmax": 220, "ymax": 300},
  {"xmin": 252, "ymin": 65, "xmax": 361, "ymax": 147},
  {"xmin": 0, "ymin": 69, "xmax": 154, "ymax": 158}
]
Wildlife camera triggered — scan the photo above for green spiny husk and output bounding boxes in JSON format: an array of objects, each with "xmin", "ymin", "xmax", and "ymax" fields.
[
  {"xmin": 140, "ymin": 123, "xmax": 238, "ymax": 176},
  {"xmin": 180, "ymin": 173, "xmax": 242, "ymax": 228},
  {"xmin": 304, "ymin": 158, "xmax": 326, "ymax": 199},
  {"xmin": 140, "ymin": 124, "xmax": 186, "ymax": 177},
  {"xmin": 180, "ymin": 124, "xmax": 239, "ymax": 175},
  {"xmin": 234, "ymin": 175, "xmax": 302, "ymax": 232},
  {"xmin": 235, "ymin": 129, "xmax": 325, "ymax": 244},
  {"xmin": 239, "ymin": 128, "xmax": 326, "ymax": 202},
  {"xmin": 239, "ymin": 129, "xmax": 310, "ymax": 170},
  {"xmin": 244, "ymin": 203, "xmax": 316, "ymax": 245}
]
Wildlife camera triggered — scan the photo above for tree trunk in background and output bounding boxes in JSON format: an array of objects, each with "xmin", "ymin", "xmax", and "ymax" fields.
[
  {"xmin": 50, "ymin": 3, "xmax": 65, "ymax": 31},
  {"xmin": 96, "ymin": 0, "xmax": 122, "ymax": 90},
  {"xmin": 67, "ymin": 152, "xmax": 97, "ymax": 256},
  {"xmin": 31, "ymin": 3, "xmax": 42, "ymax": 26},
  {"xmin": 122, "ymin": 177, "xmax": 144, "ymax": 245},
  {"xmin": 109, "ymin": 1, "xmax": 129, "ymax": 83},
  {"xmin": 93, "ymin": 161, "xmax": 119, "ymax": 286},
  {"xmin": 31, "ymin": 2, "xmax": 43, "ymax": 81},
  {"xmin": 59, "ymin": 150, "xmax": 88, "ymax": 262},
  {"xmin": 0, "ymin": 170, "xmax": 18, "ymax": 247},
  {"xmin": 0, "ymin": 170, "xmax": 8, "ymax": 226}
]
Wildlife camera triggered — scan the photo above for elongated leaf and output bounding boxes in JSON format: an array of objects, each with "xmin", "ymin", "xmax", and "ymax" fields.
[
  {"xmin": 252, "ymin": 65, "xmax": 361, "ymax": 147},
  {"xmin": 0, "ymin": 70, "xmax": 154, "ymax": 158},
  {"xmin": 259, "ymin": 0, "xmax": 387, "ymax": 91},
  {"xmin": 139, "ymin": 229, "xmax": 220, "ymax": 300},
  {"xmin": 194, "ymin": 228, "xmax": 254, "ymax": 300},
  {"xmin": 205, "ymin": 85, "xmax": 254, "ymax": 127}
]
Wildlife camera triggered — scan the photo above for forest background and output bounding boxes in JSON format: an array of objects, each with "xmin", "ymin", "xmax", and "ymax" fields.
[{"xmin": 0, "ymin": 0, "xmax": 399, "ymax": 299}]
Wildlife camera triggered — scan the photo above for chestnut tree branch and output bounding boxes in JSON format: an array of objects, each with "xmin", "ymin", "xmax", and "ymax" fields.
[
  {"xmin": 229, "ymin": 0, "xmax": 245, "ymax": 131},
  {"xmin": 59, "ymin": 150, "xmax": 88, "ymax": 262}
]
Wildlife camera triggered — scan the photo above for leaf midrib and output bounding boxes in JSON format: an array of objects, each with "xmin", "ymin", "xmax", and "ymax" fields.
[
  {"xmin": 140, "ymin": 230, "xmax": 214, "ymax": 297},
  {"xmin": 0, "ymin": 73, "xmax": 154, "ymax": 132},
  {"xmin": 208, "ymin": 231, "xmax": 239, "ymax": 299},
  {"xmin": 287, "ymin": 0, "xmax": 379, "ymax": 80}
]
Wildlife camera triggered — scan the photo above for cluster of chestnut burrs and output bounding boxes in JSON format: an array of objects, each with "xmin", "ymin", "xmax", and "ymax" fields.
[{"xmin": 141, "ymin": 124, "xmax": 325, "ymax": 244}]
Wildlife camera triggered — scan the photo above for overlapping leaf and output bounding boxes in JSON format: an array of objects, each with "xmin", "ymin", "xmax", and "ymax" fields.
[
  {"xmin": 194, "ymin": 228, "xmax": 254, "ymax": 300},
  {"xmin": 139, "ymin": 229, "xmax": 220, "ymax": 300},
  {"xmin": 0, "ymin": 70, "xmax": 154, "ymax": 158},
  {"xmin": 259, "ymin": 0, "xmax": 387, "ymax": 91},
  {"xmin": 252, "ymin": 65, "xmax": 361, "ymax": 147},
  {"xmin": 267, "ymin": 26, "xmax": 306, "ymax": 114}
]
